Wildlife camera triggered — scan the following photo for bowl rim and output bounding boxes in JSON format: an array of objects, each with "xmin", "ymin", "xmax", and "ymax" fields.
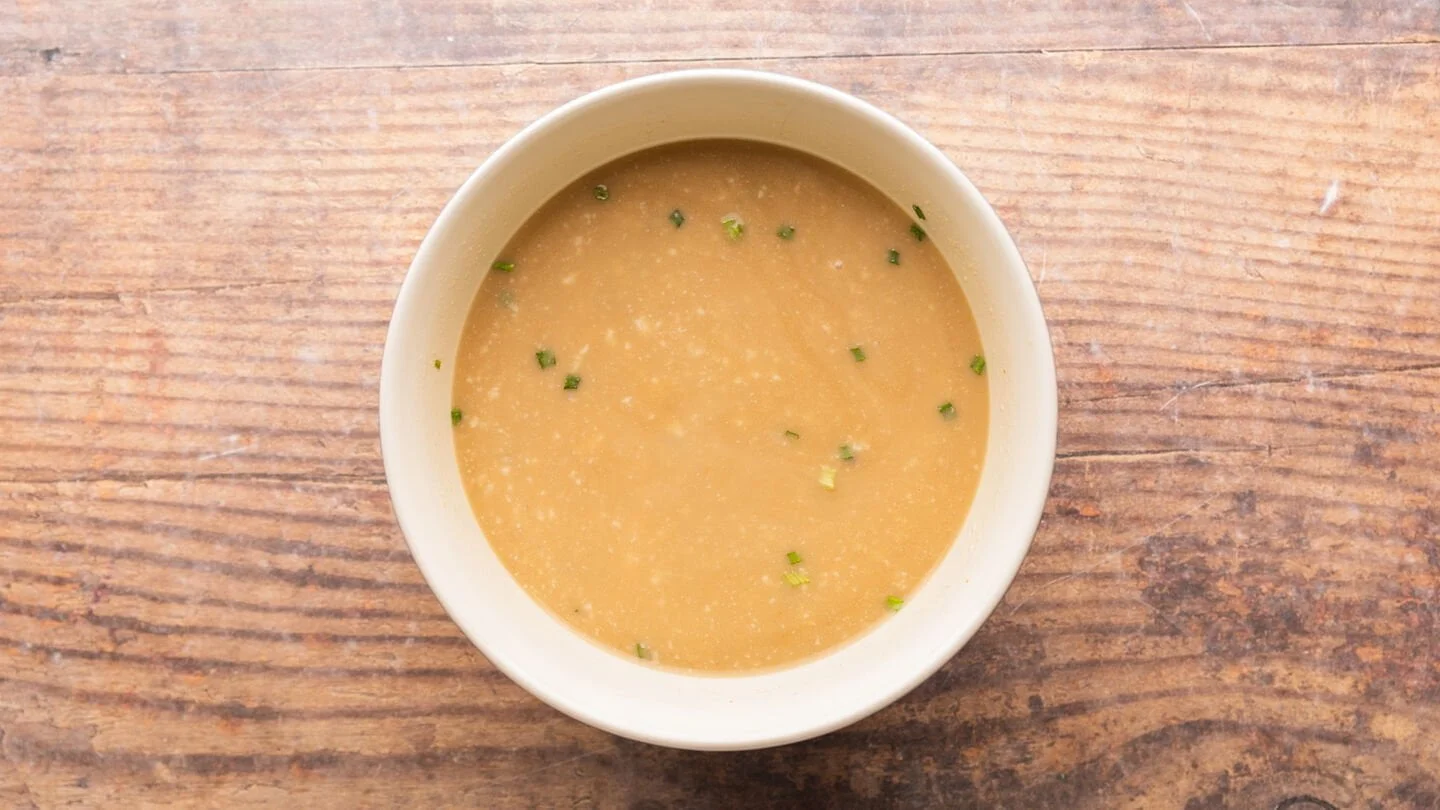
[{"xmin": 380, "ymin": 67, "xmax": 1057, "ymax": 749}]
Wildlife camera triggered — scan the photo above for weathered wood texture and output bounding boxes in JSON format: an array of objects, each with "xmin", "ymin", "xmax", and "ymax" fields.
[
  {"xmin": 2, "ymin": 5, "xmax": 1439, "ymax": 808},
  {"xmin": 3, "ymin": 0, "xmax": 1439, "ymax": 75}
]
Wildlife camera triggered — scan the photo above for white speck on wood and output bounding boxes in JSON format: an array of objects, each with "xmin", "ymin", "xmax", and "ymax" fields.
[{"xmin": 1319, "ymin": 179, "xmax": 1341, "ymax": 215}]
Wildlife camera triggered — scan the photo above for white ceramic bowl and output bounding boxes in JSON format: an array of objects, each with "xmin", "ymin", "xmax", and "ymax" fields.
[{"xmin": 380, "ymin": 69, "xmax": 1056, "ymax": 751}]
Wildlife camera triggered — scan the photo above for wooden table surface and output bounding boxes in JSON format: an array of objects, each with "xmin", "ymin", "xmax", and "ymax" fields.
[{"xmin": 3, "ymin": 2, "xmax": 1439, "ymax": 807}]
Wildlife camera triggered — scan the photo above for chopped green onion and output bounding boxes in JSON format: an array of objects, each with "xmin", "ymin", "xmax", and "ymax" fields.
[
  {"xmin": 563, "ymin": 374, "xmax": 581, "ymax": 391},
  {"xmin": 970, "ymin": 355, "xmax": 987, "ymax": 375},
  {"xmin": 592, "ymin": 184, "xmax": 610, "ymax": 201},
  {"xmin": 838, "ymin": 444, "xmax": 855, "ymax": 461},
  {"xmin": 787, "ymin": 551, "xmax": 803, "ymax": 565},
  {"xmin": 635, "ymin": 642, "xmax": 651, "ymax": 660},
  {"xmin": 784, "ymin": 430, "xmax": 800, "ymax": 440},
  {"xmin": 776, "ymin": 224, "xmax": 796, "ymax": 240},
  {"xmin": 492, "ymin": 260, "xmax": 515, "ymax": 273},
  {"xmin": 721, "ymin": 214, "xmax": 744, "ymax": 240},
  {"xmin": 433, "ymin": 359, "xmax": 441, "ymax": 370},
  {"xmin": 887, "ymin": 249, "xmax": 900, "ymax": 265},
  {"xmin": 938, "ymin": 401, "xmax": 956, "ymax": 420},
  {"xmin": 910, "ymin": 223, "xmax": 927, "ymax": 242},
  {"xmin": 669, "ymin": 209, "xmax": 685, "ymax": 228},
  {"xmin": 886, "ymin": 595, "xmax": 905, "ymax": 611},
  {"xmin": 536, "ymin": 349, "xmax": 556, "ymax": 369},
  {"xmin": 913, "ymin": 204, "xmax": 927, "ymax": 221},
  {"xmin": 819, "ymin": 465, "xmax": 837, "ymax": 490},
  {"xmin": 450, "ymin": 408, "xmax": 463, "ymax": 426},
  {"xmin": 783, "ymin": 570, "xmax": 810, "ymax": 587},
  {"xmin": 850, "ymin": 345, "xmax": 866, "ymax": 362}
]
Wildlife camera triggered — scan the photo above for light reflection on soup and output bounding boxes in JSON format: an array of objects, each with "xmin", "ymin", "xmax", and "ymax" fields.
[{"xmin": 452, "ymin": 140, "xmax": 987, "ymax": 672}]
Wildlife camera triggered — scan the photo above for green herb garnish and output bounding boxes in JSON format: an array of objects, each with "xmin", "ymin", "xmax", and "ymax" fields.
[
  {"xmin": 592, "ymin": 184, "xmax": 609, "ymax": 201},
  {"xmin": 887, "ymin": 249, "xmax": 900, "ymax": 265},
  {"xmin": 787, "ymin": 551, "xmax": 803, "ymax": 565},
  {"xmin": 669, "ymin": 209, "xmax": 685, "ymax": 228},
  {"xmin": 721, "ymin": 214, "xmax": 744, "ymax": 240},
  {"xmin": 938, "ymin": 401, "xmax": 956, "ymax": 420},
  {"xmin": 838, "ymin": 444, "xmax": 855, "ymax": 461},
  {"xmin": 450, "ymin": 408, "xmax": 463, "ymax": 426},
  {"xmin": 886, "ymin": 595, "xmax": 905, "ymax": 611},
  {"xmin": 433, "ymin": 359, "xmax": 441, "ymax": 370},
  {"xmin": 536, "ymin": 349, "xmax": 556, "ymax": 369},
  {"xmin": 783, "ymin": 570, "xmax": 811, "ymax": 587},
  {"xmin": 784, "ymin": 430, "xmax": 800, "ymax": 440},
  {"xmin": 850, "ymin": 345, "xmax": 866, "ymax": 362},
  {"xmin": 913, "ymin": 204, "xmax": 926, "ymax": 221},
  {"xmin": 563, "ymin": 374, "xmax": 581, "ymax": 390},
  {"xmin": 777, "ymin": 224, "xmax": 795, "ymax": 240},
  {"xmin": 492, "ymin": 260, "xmax": 515, "ymax": 273},
  {"xmin": 910, "ymin": 223, "xmax": 926, "ymax": 242},
  {"xmin": 818, "ymin": 465, "xmax": 837, "ymax": 490},
  {"xmin": 970, "ymin": 355, "xmax": 986, "ymax": 375},
  {"xmin": 635, "ymin": 642, "xmax": 651, "ymax": 660}
]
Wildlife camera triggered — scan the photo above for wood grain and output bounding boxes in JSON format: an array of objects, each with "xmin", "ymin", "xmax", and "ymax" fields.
[
  {"xmin": 2, "ymin": 22, "xmax": 1439, "ymax": 810},
  {"xmin": 3, "ymin": 0, "xmax": 1438, "ymax": 76}
]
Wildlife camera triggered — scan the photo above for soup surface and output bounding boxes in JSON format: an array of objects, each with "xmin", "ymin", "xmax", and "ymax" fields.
[{"xmin": 452, "ymin": 140, "xmax": 987, "ymax": 672}]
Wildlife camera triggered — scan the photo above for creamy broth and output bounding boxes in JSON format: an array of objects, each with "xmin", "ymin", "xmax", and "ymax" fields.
[{"xmin": 452, "ymin": 141, "xmax": 987, "ymax": 672}]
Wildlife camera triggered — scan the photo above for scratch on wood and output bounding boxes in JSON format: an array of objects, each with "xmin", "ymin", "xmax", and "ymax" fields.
[
  {"xmin": 1056, "ymin": 446, "xmax": 1272, "ymax": 462},
  {"xmin": 1159, "ymin": 380, "xmax": 1219, "ymax": 411},
  {"xmin": 0, "ymin": 280, "xmax": 311, "ymax": 308},
  {"xmin": 196, "ymin": 445, "xmax": 254, "ymax": 462},
  {"xmin": 1008, "ymin": 492, "xmax": 1221, "ymax": 614},
  {"xmin": 1133, "ymin": 596, "xmax": 1185, "ymax": 633},
  {"xmin": 1177, "ymin": 0, "xmax": 1212, "ymax": 42},
  {"xmin": 245, "ymin": 71, "xmax": 330, "ymax": 112},
  {"xmin": 1072, "ymin": 362, "xmax": 1440, "ymax": 405},
  {"xmin": 506, "ymin": 751, "xmax": 602, "ymax": 782}
]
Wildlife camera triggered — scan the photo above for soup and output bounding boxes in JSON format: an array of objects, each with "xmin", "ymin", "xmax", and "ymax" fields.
[{"xmin": 451, "ymin": 141, "xmax": 987, "ymax": 672}]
